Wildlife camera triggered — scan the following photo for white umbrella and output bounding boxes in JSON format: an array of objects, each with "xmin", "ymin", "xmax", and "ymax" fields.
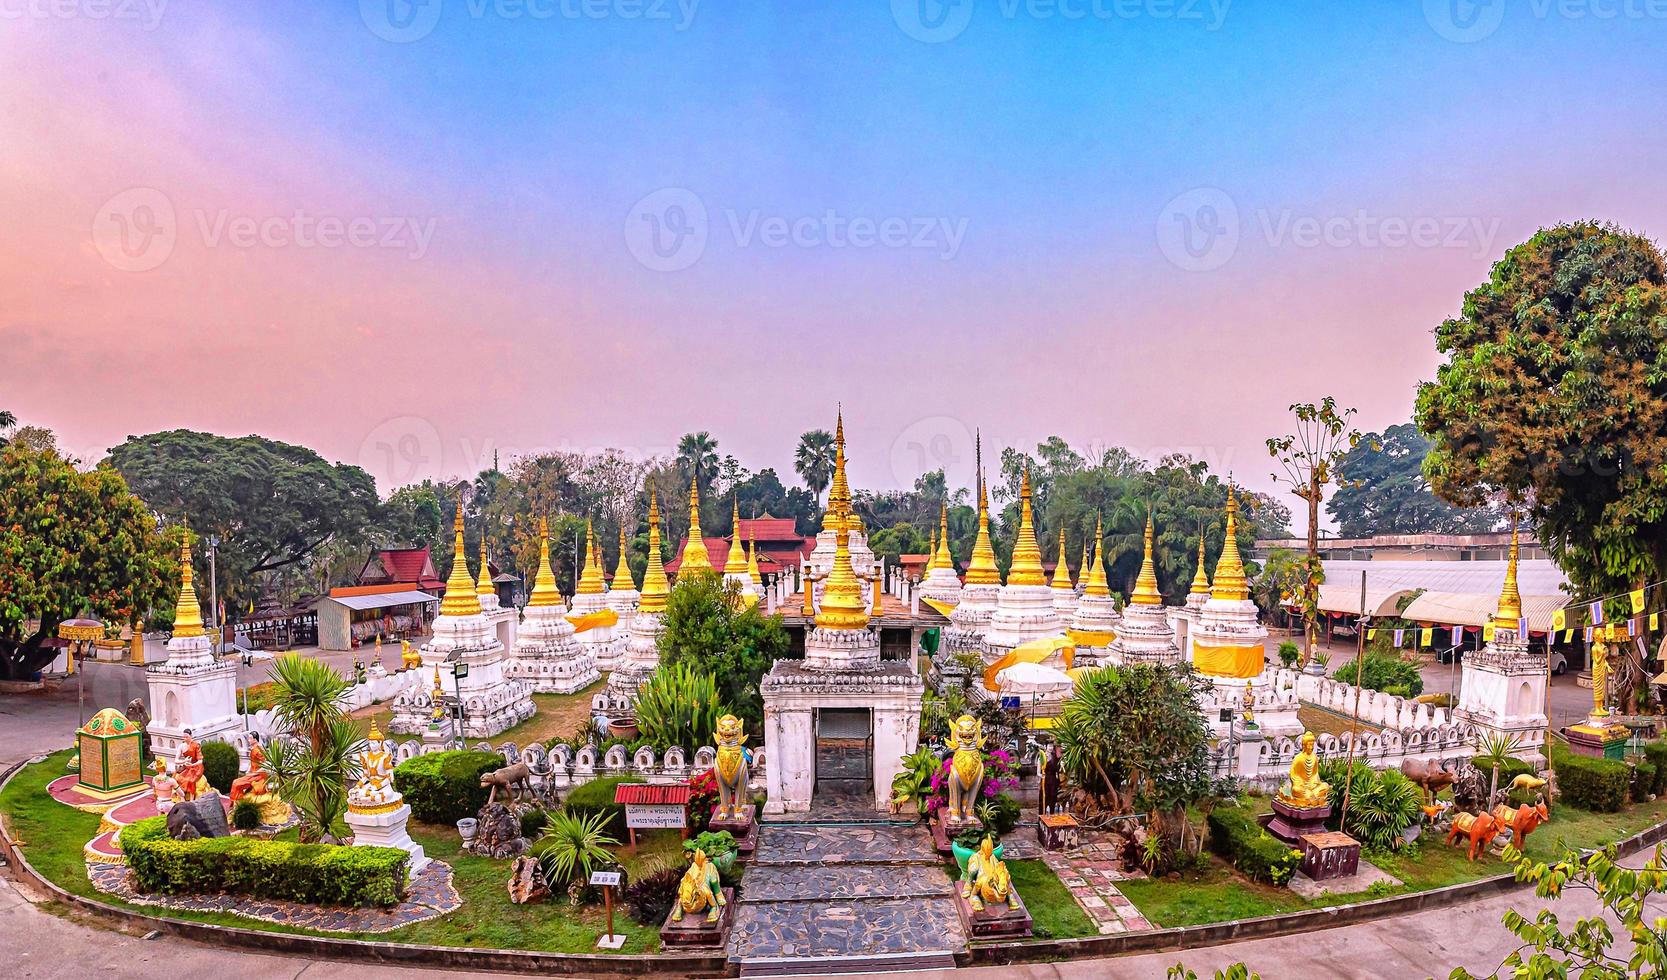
[{"xmin": 995, "ymin": 661, "xmax": 1074, "ymax": 697}]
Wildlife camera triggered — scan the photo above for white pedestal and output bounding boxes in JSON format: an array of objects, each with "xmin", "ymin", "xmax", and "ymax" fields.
[{"xmin": 346, "ymin": 797, "xmax": 429, "ymax": 877}]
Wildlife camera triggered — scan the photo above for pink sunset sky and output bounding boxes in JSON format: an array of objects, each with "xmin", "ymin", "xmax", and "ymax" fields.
[{"xmin": 5, "ymin": 3, "xmax": 1665, "ymax": 506}]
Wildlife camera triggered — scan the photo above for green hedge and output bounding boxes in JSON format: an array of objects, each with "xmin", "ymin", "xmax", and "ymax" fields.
[
  {"xmin": 1644, "ymin": 741, "xmax": 1667, "ymax": 797},
  {"xmin": 1631, "ymin": 761, "xmax": 1657, "ymax": 803},
  {"xmin": 119, "ymin": 816, "xmax": 407, "ymax": 906},
  {"xmin": 201, "ymin": 740, "xmax": 241, "ymax": 794},
  {"xmin": 393, "ymin": 750, "xmax": 503, "ymax": 825},
  {"xmin": 1557, "ymin": 752, "xmax": 1629, "ymax": 812},
  {"xmin": 562, "ymin": 775, "xmax": 644, "ymax": 839},
  {"xmin": 1207, "ymin": 806, "xmax": 1299, "ymax": 886}
]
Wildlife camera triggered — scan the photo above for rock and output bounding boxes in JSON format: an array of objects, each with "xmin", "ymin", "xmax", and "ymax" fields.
[
  {"xmin": 166, "ymin": 790, "xmax": 230, "ymax": 840},
  {"xmin": 507, "ymin": 855, "xmax": 548, "ymax": 904},
  {"xmin": 466, "ymin": 802, "xmax": 528, "ymax": 859}
]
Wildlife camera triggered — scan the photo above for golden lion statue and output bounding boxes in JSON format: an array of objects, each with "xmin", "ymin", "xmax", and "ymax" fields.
[
  {"xmin": 943, "ymin": 714, "xmax": 985, "ymax": 825},
  {"xmin": 672, "ymin": 849, "xmax": 724, "ymax": 924},
  {"xmin": 961, "ymin": 836, "xmax": 1018, "ymax": 913}
]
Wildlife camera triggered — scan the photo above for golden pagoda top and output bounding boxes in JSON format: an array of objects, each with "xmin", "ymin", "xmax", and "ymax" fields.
[
  {"xmin": 815, "ymin": 522, "xmax": 870, "ymax": 630},
  {"xmin": 932, "ymin": 502, "xmax": 955, "ymax": 573},
  {"xmin": 925, "ymin": 526, "xmax": 939, "ymax": 573},
  {"xmin": 1084, "ymin": 516, "xmax": 1111, "ymax": 598},
  {"xmin": 527, "ymin": 517, "xmax": 563, "ymax": 608},
  {"xmin": 1189, "ymin": 527, "xmax": 1211, "ymax": 596},
  {"xmin": 639, "ymin": 491, "xmax": 671, "ymax": 614},
  {"xmin": 612, "ymin": 523, "xmax": 636, "ymax": 592},
  {"xmin": 1210, "ymin": 490, "xmax": 1250, "ymax": 602},
  {"xmin": 577, "ymin": 518, "xmax": 606, "ymax": 595},
  {"xmin": 964, "ymin": 437, "xmax": 1002, "ymax": 586},
  {"xmin": 475, "ymin": 537, "xmax": 495, "ymax": 596},
  {"xmin": 724, "ymin": 498, "xmax": 749, "ymax": 575},
  {"xmin": 1006, "ymin": 468, "xmax": 1047, "ymax": 587},
  {"xmin": 746, "ymin": 525, "xmax": 763, "ymax": 586},
  {"xmin": 1494, "ymin": 514, "xmax": 1523, "ymax": 628},
  {"xmin": 1129, "ymin": 510, "xmax": 1164, "ymax": 606},
  {"xmin": 1050, "ymin": 527, "xmax": 1074, "ymax": 591},
  {"xmin": 679, "ymin": 473, "xmax": 713, "ymax": 574},
  {"xmin": 821, "ymin": 409, "xmax": 852, "ymax": 534},
  {"xmin": 171, "ymin": 531, "xmax": 205, "ymax": 638},
  {"xmin": 440, "ymin": 506, "xmax": 483, "ymax": 617}
]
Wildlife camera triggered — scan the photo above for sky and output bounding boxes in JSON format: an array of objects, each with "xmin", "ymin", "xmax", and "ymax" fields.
[{"xmin": 4, "ymin": 0, "xmax": 1666, "ymax": 507}]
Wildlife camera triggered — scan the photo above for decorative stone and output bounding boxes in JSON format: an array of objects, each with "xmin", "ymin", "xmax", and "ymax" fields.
[
  {"xmin": 709, "ymin": 806, "xmax": 758, "ymax": 856},
  {"xmin": 507, "ymin": 854, "xmax": 548, "ymax": 904},
  {"xmin": 660, "ymin": 885, "xmax": 734, "ymax": 947},
  {"xmin": 166, "ymin": 790, "xmax": 230, "ymax": 840},
  {"xmin": 465, "ymin": 801, "xmax": 527, "ymax": 859}
]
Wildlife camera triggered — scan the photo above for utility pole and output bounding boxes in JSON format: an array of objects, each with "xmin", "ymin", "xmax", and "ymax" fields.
[{"xmin": 207, "ymin": 534, "xmax": 220, "ymax": 653}]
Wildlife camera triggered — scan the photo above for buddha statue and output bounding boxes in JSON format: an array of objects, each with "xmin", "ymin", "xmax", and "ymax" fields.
[
  {"xmin": 350, "ymin": 720, "xmax": 396, "ymax": 808},
  {"xmin": 1277, "ymin": 731, "xmax": 1331, "ymax": 808},
  {"xmin": 961, "ymin": 836, "xmax": 1018, "ymax": 914},
  {"xmin": 672, "ymin": 849, "xmax": 724, "ymax": 924}
]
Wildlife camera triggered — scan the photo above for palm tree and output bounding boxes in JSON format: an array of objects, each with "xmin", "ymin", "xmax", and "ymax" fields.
[
  {"xmin": 0, "ymin": 410, "xmax": 14, "ymax": 446},
  {"xmin": 265, "ymin": 653, "xmax": 362, "ymax": 842},
  {"xmin": 794, "ymin": 429, "xmax": 835, "ymax": 504},
  {"xmin": 1475, "ymin": 732, "xmax": 1523, "ymax": 807},
  {"xmin": 677, "ymin": 431, "xmax": 720, "ymax": 492}
]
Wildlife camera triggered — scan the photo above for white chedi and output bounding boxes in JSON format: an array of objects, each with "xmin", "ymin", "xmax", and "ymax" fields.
[
  {"xmin": 606, "ymin": 490, "xmax": 673, "ymax": 702},
  {"xmin": 508, "ymin": 519, "xmax": 600, "ymax": 694},
  {"xmin": 1106, "ymin": 515, "xmax": 1181, "ymax": 668},
  {"xmin": 1069, "ymin": 524, "xmax": 1121, "ymax": 668}
]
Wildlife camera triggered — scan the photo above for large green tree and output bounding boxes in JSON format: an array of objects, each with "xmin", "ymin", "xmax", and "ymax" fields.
[
  {"xmin": 0, "ymin": 442, "xmax": 180, "ymax": 679},
  {"xmin": 1266, "ymin": 398, "xmax": 1362, "ymax": 664},
  {"xmin": 107, "ymin": 430, "xmax": 381, "ymax": 614},
  {"xmin": 1416, "ymin": 222, "xmax": 1667, "ymax": 599},
  {"xmin": 658, "ymin": 572, "xmax": 790, "ymax": 732},
  {"xmin": 1329, "ymin": 423, "xmax": 1500, "ymax": 537}
]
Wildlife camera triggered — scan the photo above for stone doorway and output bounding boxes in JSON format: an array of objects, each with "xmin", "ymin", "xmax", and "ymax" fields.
[{"xmin": 814, "ymin": 707, "xmax": 871, "ymax": 802}]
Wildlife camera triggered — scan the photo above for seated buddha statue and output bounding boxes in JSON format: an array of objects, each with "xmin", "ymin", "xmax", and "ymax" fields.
[
  {"xmin": 349, "ymin": 721, "xmax": 396, "ymax": 808},
  {"xmin": 671, "ymin": 849, "xmax": 724, "ymax": 924},
  {"xmin": 1277, "ymin": 731, "xmax": 1331, "ymax": 808},
  {"xmin": 961, "ymin": 836, "xmax": 1018, "ymax": 913}
]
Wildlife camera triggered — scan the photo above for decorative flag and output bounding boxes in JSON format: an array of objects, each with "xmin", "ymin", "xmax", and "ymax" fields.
[
  {"xmin": 1452, "ymin": 625, "xmax": 1465, "ymax": 645},
  {"xmin": 1590, "ymin": 601, "xmax": 1605, "ymax": 626},
  {"xmin": 1517, "ymin": 617, "xmax": 1529, "ymax": 637},
  {"xmin": 1420, "ymin": 628, "xmax": 1433, "ymax": 647},
  {"xmin": 1584, "ymin": 627, "xmax": 1594, "ymax": 642},
  {"xmin": 1393, "ymin": 629, "xmax": 1404, "ymax": 648},
  {"xmin": 1367, "ymin": 628, "xmax": 1377, "ymax": 640},
  {"xmin": 1632, "ymin": 589, "xmax": 1646, "ymax": 615},
  {"xmin": 1629, "ymin": 619, "xmax": 1640, "ymax": 638},
  {"xmin": 1564, "ymin": 629, "xmax": 1575, "ymax": 643},
  {"xmin": 1653, "ymin": 613, "xmax": 1661, "ymax": 632},
  {"xmin": 1552, "ymin": 608, "xmax": 1566, "ymax": 632},
  {"xmin": 1483, "ymin": 622, "xmax": 1496, "ymax": 642}
]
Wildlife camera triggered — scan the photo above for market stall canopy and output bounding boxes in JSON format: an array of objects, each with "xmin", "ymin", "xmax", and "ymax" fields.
[
  {"xmin": 995, "ymin": 661, "xmax": 1075, "ymax": 697},
  {"xmin": 1316, "ymin": 583, "xmax": 1414, "ymax": 618},
  {"xmin": 319, "ymin": 589, "xmax": 437, "ymax": 611},
  {"xmin": 1400, "ymin": 590, "xmax": 1568, "ymax": 633},
  {"xmin": 1319, "ymin": 559, "xmax": 1568, "ymax": 596}
]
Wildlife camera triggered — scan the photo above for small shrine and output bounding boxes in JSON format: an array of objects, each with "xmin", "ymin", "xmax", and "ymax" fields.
[
  {"xmin": 145, "ymin": 534, "xmax": 240, "ymax": 763},
  {"xmin": 75, "ymin": 708, "xmax": 145, "ymax": 800}
]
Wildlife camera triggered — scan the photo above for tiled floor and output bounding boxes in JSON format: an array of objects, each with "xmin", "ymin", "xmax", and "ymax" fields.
[{"xmin": 1039, "ymin": 835, "xmax": 1154, "ymax": 934}]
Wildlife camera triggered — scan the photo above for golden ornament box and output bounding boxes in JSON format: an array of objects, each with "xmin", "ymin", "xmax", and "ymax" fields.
[{"xmin": 76, "ymin": 708, "xmax": 145, "ymax": 798}]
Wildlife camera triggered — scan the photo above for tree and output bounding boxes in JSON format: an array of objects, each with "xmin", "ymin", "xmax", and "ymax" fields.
[
  {"xmin": 1417, "ymin": 222, "xmax": 1667, "ymax": 601},
  {"xmin": 1266, "ymin": 398, "xmax": 1362, "ymax": 666},
  {"xmin": 0, "ymin": 410, "xmax": 15, "ymax": 445},
  {"xmin": 676, "ymin": 432, "xmax": 720, "ymax": 495},
  {"xmin": 730, "ymin": 468, "xmax": 820, "ymax": 535},
  {"xmin": 658, "ymin": 572, "xmax": 790, "ymax": 733},
  {"xmin": 794, "ymin": 429, "xmax": 836, "ymax": 504},
  {"xmin": 868, "ymin": 521, "xmax": 931, "ymax": 562},
  {"xmin": 381, "ymin": 481, "xmax": 444, "ymax": 549},
  {"xmin": 263, "ymin": 653, "xmax": 361, "ymax": 843},
  {"xmin": 1330, "ymin": 423, "xmax": 1500, "ymax": 537},
  {"xmin": 0, "ymin": 442, "xmax": 180, "ymax": 680},
  {"xmin": 106, "ymin": 430, "xmax": 381, "ymax": 613}
]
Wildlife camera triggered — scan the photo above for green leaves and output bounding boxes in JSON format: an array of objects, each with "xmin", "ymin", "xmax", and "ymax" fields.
[
  {"xmin": 634, "ymin": 661, "xmax": 729, "ymax": 752},
  {"xmin": 537, "ymin": 809, "xmax": 619, "ymax": 887}
]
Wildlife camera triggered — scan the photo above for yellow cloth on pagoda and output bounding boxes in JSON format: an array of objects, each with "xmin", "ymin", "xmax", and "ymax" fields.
[
  {"xmin": 921, "ymin": 597, "xmax": 957, "ymax": 618},
  {"xmin": 983, "ymin": 635, "xmax": 1074, "ymax": 693},
  {"xmin": 1191, "ymin": 642, "xmax": 1263, "ymax": 679},
  {"xmin": 1068, "ymin": 665, "xmax": 1105, "ymax": 687},
  {"xmin": 565, "ymin": 608, "xmax": 619, "ymax": 633},
  {"xmin": 1067, "ymin": 628, "xmax": 1116, "ymax": 647}
]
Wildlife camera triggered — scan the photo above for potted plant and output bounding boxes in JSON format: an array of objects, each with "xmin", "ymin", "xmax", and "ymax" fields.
[{"xmin": 607, "ymin": 715, "xmax": 640, "ymax": 741}]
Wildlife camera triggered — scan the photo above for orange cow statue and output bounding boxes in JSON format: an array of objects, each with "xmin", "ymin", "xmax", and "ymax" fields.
[
  {"xmin": 1491, "ymin": 801, "xmax": 1551, "ymax": 851},
  {"xmin": 1445, "ymin": 810, "xmax": 1502, "ymax": 861}
]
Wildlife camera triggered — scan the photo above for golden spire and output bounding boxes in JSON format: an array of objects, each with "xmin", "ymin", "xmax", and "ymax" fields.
[
  {"xmin": 724, "ymin": 497, "xmax": 748, "ymax": 575},
  {"xmin": 814, "ymin": 522, "xmax": 870, "ymax": 630},
  {"xmin": 1494, "ymin": 513, "xmax": 1523, "ymax": 628},
  {"xmin": 746, "ymin": 524, "xmax": 763, "ymax": 586},
  {"xmin": 612, "ymin": 522, "xmax": 636, "ymax": 592},
  {"xmin": 367, "ymin": 718, "xmax": 384, "ymax": 743},
  {"xmin": 440, "ymin": 505, "xmax": 483, "ymax": 617},
  {"xmin": 527, "ymin": 517, "xmax": 562, "ymax": 608},
  {"xmin": 964, "ymin": 433, "xmax": 1002, "ymax": 585},
  {"xmin": 1210, "ymin": 490, "xmax": 1250, "ymax": 602},
  {"xmin": 1050, "ymin": 527, "xmax": 1074, "ymax": 591},
  {"xmin": 926, "ymin": 526, "xmax": 939, "ymax": 573},
  {"xmin": 1006, "ymin": 467, "xmax": 1047, "ymax": 586},
  {"xmin": 932, "ymin": 502, "xmax": 955, "ymax": 573},
  {"xmin": 821, "ymin": 407, "xmax": 852, "ymax": 534},
  {"xmin": 1189, "ymin": 525, "xmax": 1211, "ymax": 596},
  {"xmin": 577, "ymin": 518, "xmax": 606, "ymax": 594},
  {"xmin": 639, "ymin": 492, "xmax": 671, "ymax": 614},
  {"xmin": 476, "ymin": 536, "xmax": 495, "ymax": 596},
  {"xmin": 1130, "ymin": 509, "xmax": 1163, "ymax": 606},
  {"xmin": 170, "ymin": 529, "xmax": 205, "ymax": 638},
  {"xmin": 679, "ymin": 473, "xmax": 712, "ymax": 573},
  {"xmin": 1084, "ymin": 516, "xmax": 1110, "ymax": 597}
]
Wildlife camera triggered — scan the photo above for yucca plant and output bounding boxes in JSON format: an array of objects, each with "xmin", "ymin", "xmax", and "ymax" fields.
[
  {"xmin": 890, "ymin": 746, "xmax": 940, "ymax": 815},
  {"xmin": 1344, "ymin": 769, "xmax": 1423, "ymax": 850},
  {"xmin": 634, "ymin": 662, "xmax": 728, "ymax": 750},
  {"xmin": 265, "ymin": 653, "xmax": 361, "ymax": 842},
  {"xmin": 1475, "ymin": 732, "xmax": 1523, "ymax": 805},
  {"xmin": 538, "ymin": 809, "xmax": 620, "ymax": 887}
]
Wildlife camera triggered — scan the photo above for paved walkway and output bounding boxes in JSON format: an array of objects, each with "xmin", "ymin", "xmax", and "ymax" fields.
[{"xmin": 1039, "ymin": 841, "xmax": 1152, "ymax": 934}]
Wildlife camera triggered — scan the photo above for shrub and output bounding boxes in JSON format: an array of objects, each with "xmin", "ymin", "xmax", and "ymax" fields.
[
  {"xmin": 561, "ymin": 775, "xmax": 643, "ymax": 839},
  {"xmin": 537, "ymin": 809, "xmax": 620, "ymax": 889},
  {"xmin": 686, "ymin": 768, "xmax": 718, "ymax": 833},
  {"xmin": 231, "ymin": 798, "xmax": 262, "ymax": 831},
  {"xmin": 520, "ymin": 808, "xmax": 550, "ymax": 839},
  {"xmin": 622, "ymin": 867, "xmax": 682, "ymax": 925},
  {"xmin": 1343, "ymin": 769, "xmax": 1423, "ymax": 850},
  {"xmin": 1557, "ymin": 752, "xmax": 1629, "ymax": 813},
  {"xmin": 1333, "ymin": 653, "xmax": 1423, "ymax": 698},
  {"xmin": 1207, "ymin": 806, "xmax": 1299, "ymax": 886},
  {"xmin": 201, "ymin": 740, "xmax": 241, "ymax": 794},
  {"xmin": 120, "ymin": 816, "xmax": 406, "ymax": 906},
  {"xmin": 1630, "ymin": 761, "xmax": 1657, "ymax": 803},
  {"xmin": 393, "ymin": 751, "xmax": 503, "ymax": 825},
  {"xmin": 683, "ymin": 829, "xmax": 737, "ymax": 860},
  {"xmin": 975, "ymin": 793, "xmax": 1022, "ymax": 839},
  {"xmin": 634, "ymin": 663, "xmax": 728, "ymax": 752},
  {"xmin": 1277, "ymin": 641, "xmax": 1300, "ymax": 668},
  {"xmin": 1644, "ymin": 741, "xmax": 1667, "ymax": 797}
]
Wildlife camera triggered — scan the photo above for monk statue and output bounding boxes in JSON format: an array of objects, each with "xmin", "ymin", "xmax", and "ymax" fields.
[
  {"xmin": 1278, "ymin": 731, "xmax": 1331, "ymax": 808},
  {"xmin": 350, "ymin": 720, "xmax": 396, "ymax": 807},
  {"xmin": 671, "ymin": 849, "xmax": 724, "ymax": 924},
  {"xmin": 961, "ymin": 836, "xmax": 1018, "ymax": 914},
  {"xmin": 713, "ymin": 714, "xmax": 751, "ymax": 823},
  {"xmin": 942, "ymin": 714, "xmax": 986, "ymax": 826},
  {"xmin": 150, "ymin": 758, "xmax": 180, "ymax": 815},
  {"xmin": 229, "ymin": 733, "xmax": 270, "ymax": 803},
  {"xmin": 401, "ymin": 639, "xmax": 421, "ymax": 671},
  {"xmin": 175, "ymin": 732, "xmax": 209, "ymax": 802}
]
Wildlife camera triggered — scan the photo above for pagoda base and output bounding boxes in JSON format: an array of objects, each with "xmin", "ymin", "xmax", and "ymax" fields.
[{"xmin": 346, "ymin": 797, "xmax": 429, "ymax": 877}]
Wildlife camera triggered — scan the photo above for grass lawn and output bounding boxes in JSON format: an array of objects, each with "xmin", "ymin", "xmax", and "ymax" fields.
[
  {"xmin": 1006, "ymin": 859, "xmax": 1098, "ymax": 940},
  {"xmin": 350, "ymin": 680, "xmax": 604, "ymax": 747},
  {"xmin": 0, "ymin": 749, "xmax": 676, "ymax": 953}
]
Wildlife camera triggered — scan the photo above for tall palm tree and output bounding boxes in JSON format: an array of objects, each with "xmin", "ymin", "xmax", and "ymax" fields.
[
  {"xmin": 0, "ymin": 410, "xmax": 14, "ymax": 446},
  {"xmin": 794, "ymin": 429, "xmax": 835, "ymax": 504},
  {"xmin": 677, "ymin": 431, "xmax": 720, "ymax": 492}
]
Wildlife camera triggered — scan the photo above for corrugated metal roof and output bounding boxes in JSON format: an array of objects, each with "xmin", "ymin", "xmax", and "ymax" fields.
[
  {"xmin": 320, "ymin": 589, "xmax": 437, "ymax": 611},
  {"xmin": 614, "ymin": 783, "xmax": 690, "ymax": 805},
  {"xmin": 1320, "ymin": 559, "xmax": 1568, "ymax": 597},
  {"xmin": 1317, "ymin": 583, "xmax": 1413, "ymax": 617},
  {"xmin": 1401, "ymin": 590, "xmax": 1567, "ymax": 633}
]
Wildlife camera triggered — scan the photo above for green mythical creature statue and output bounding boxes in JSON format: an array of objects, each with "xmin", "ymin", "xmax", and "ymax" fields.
[
  {"xmin": 672, "ymin": 849, "xmax": 725, "ymax": 924},
  {"xmin": 961, "ymin": 835, "xmax": 1018, "ymax": 913}
]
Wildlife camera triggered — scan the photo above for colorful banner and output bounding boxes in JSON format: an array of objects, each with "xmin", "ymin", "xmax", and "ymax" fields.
[
  {"xmin": 1452, "ymin": 626, "xmax": 1465, "ymax": 645},
  {"xmin": 1552, "ymin": 608, "xmax": 1566, "ymax": 632},
  {"xmin": 1483, "ymin": 623, "xmax": 1495, "ymax": 642},
  {"xmin": 1632, "ymin": 589, "xmax": 1646, "ymax": 615}
]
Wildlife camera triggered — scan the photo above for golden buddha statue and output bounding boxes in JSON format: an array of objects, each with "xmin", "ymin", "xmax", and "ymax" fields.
[
  {"xmin": 1591, "ymin": 640, "xmax": 1611, "ymax": 718},
  {"xmin": 961, "ymin": 836, "xmax": 1018, "ymax": 913},
  {"xmin": 672, "ymin": 849, "xmax": 725, "ymax": 924},
  {"xmin": 1278, "ymin": 731, "xmax": 1331, "ymax": 809}
]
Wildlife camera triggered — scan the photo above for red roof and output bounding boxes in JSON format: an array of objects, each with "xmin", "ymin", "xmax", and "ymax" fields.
[
  {"xmin": 614, "ymin": 784, "xmax": 691, "ymax": 805},
  {"xmin": 663, "ymin": 534, "xmax": 815, "ymax": 575},
  {"xmin": 361, "ymin": 547, "xmax": 443, "ymax": 590},
  {"xmin": 737, "ymin": 517, "xmax": 803, "ymax": 542}
]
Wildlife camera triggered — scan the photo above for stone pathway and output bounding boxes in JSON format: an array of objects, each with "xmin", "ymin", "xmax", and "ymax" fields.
[{"xmin": 1040, "ymin": 836, "xmax": 1153, "ymax": 934}]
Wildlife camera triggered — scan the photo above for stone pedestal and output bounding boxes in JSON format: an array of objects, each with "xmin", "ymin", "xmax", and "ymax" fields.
[
  {"xmin": 659, "ymin": 886, "xmax": 735, "ymax": 947},
  {"xmin": 1266, "ymin": 798, "xmax": 1331, "ymax": 845},
  {"xmin": 1298, "ymin": 831, "xmax": 1360, "ymax": 882},
  {"xmin": 1107, "ymin": 602, "xmax": 1179, "ymax": 667},
  {"xmin": 388, "ymin": 607, "xmax": 534, "ymax": 739},
  {"xmin": 345, "ymin": 796, "xmax": 429, "ymax": 877},
  {"xmin": 507, "ymin": 602, "xmax": 599, "ymax": 694},
  {"xmin": 709, "ymin": 805, "xmax": 757, "ymax": 856},
  {"xmin": 1038, "ymin": 812, "xmax": 1079, "ymax": 851},
  {"xmin": 1565, "ymin": 718, "xmax": 1631, "ymax": 759},
  {"xmin": 956, "ymin": 889, "xmax": 1032, "ymax": 939},
  {"xmin": 1455, "ymin": 630, "xmax": 1548, "ymax": 769},
  {"xmin": 607, "ymin": 609, "xmax": 664, "ymax": 701}
]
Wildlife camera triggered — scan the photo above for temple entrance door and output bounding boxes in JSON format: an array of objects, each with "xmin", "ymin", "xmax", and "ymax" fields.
[{"xmin": 814, "ymin": 707, "xmax": 872, "ymax": 802}]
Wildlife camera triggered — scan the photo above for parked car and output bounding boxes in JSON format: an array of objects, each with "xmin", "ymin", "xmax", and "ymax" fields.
[{"xmin": 1551, "ymin": 649, "xmax": 1568, "ymax": 675}]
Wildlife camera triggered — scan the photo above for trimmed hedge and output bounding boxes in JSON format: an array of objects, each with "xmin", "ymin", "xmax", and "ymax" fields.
[
  {"xmin": 393, "ymin": 750, "xmax": 503, "ymax": 825},
  {"xmin": 201, "ymin": 740, "xmax": 241, "ymax": 794},
  {"xmin": 1557, "ymin": 751, "xmax": 1629, "ymax": 812},
  {"xmin": 1207, "ymin": 805, "xmax": 1299, "ymax": 886},
  {"xmin": 119, "ymin": 816, "xmax": 407, "ymax": 906},
  {"xmin": 1644, "ymin": 741, "xmax": 1667, "ymax": 797},
  {"xmin": 562, "ymin": 775, "xmax": 644, "ymax": 839},
  {"xmin": 1631, "ymin": 761, "xmax": 1657, "ymax": 803}
]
